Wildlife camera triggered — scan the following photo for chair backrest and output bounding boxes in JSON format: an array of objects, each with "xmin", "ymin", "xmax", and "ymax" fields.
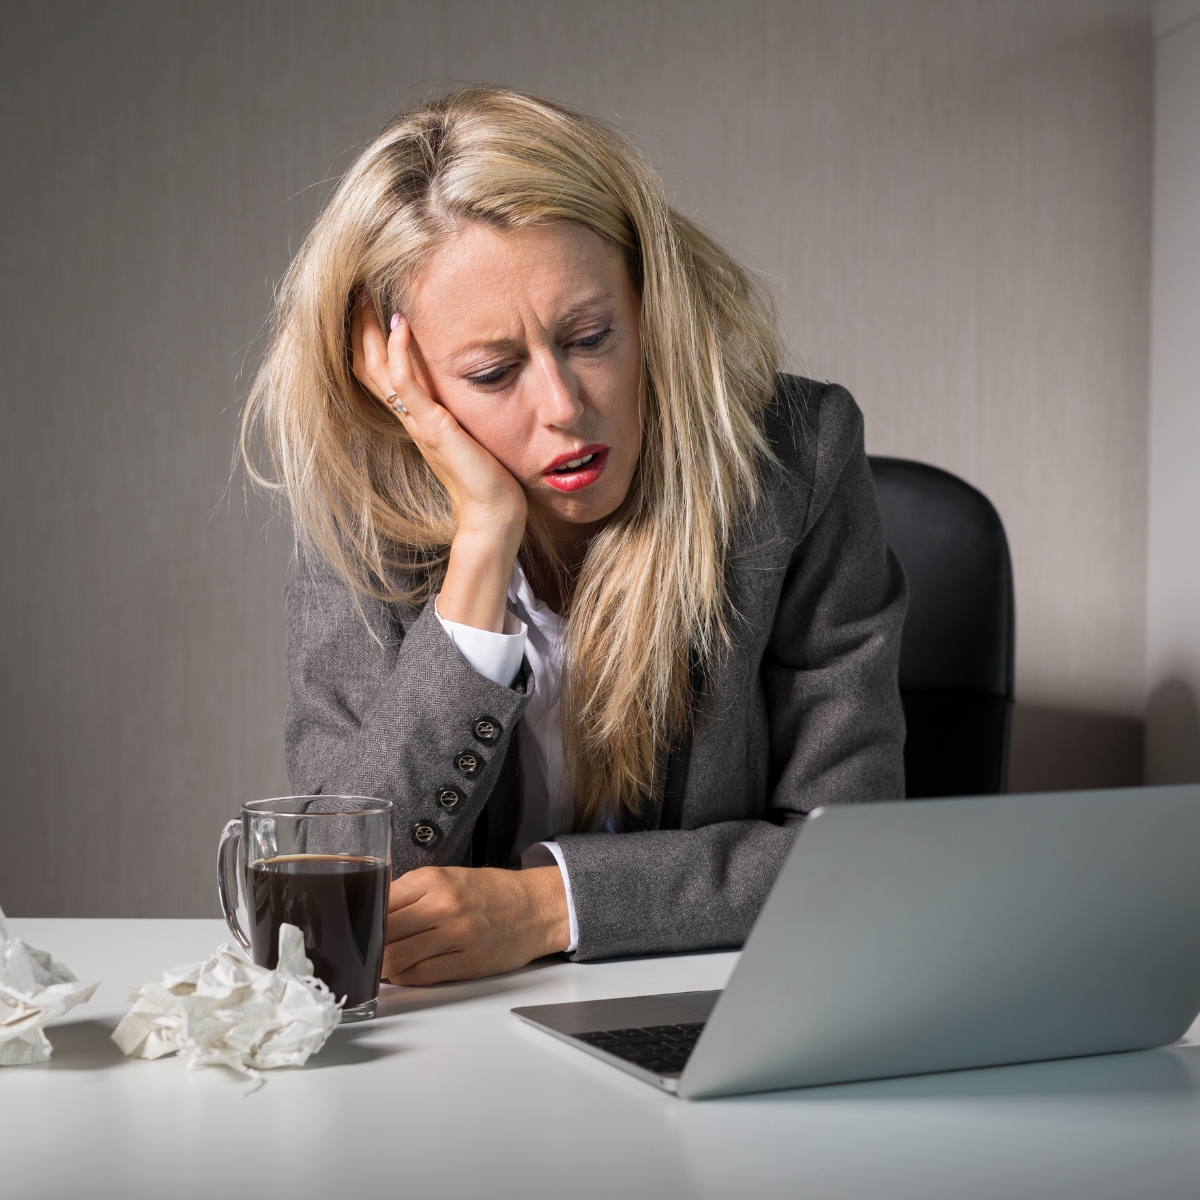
[{"xmin": 867, "ymin": 457, "xmax": 1015, "ymax": 798}]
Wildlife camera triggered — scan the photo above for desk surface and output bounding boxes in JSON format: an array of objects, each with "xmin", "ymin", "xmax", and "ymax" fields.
[{"xmin": 4, "ymin": 918, "xmax": 1200, "ymax": 1200}]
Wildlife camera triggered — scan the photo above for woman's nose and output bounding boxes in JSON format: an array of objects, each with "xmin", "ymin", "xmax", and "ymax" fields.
[{"xmin": 532, "ymin": 350, "xmax": 585, "ymax": 429}]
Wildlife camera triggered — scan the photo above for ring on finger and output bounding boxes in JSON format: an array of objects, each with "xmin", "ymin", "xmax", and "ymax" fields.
[{"xmin": 385, "ymin": 392, "xmax": 408, "ymax": 416}]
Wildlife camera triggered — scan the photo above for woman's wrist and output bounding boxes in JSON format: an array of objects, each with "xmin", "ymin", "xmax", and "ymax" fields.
[
  {"xmin": 438, "ymin": 524, "xmax": 523, "ymax": 633},
  {"xmin": 522, "ymin": 865, "xmax": 571, "ymax": 956}
]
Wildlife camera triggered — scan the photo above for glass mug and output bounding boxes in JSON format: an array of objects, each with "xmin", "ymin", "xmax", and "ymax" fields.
[{"xmin": 218, "ymin": 796, "xmax": 394, "ymax": 1022}]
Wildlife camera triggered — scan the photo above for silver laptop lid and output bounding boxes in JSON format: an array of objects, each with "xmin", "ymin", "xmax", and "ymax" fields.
[{"xmin": 679, "ymin": 784, "xmax": 1200, "ymax": 1098}]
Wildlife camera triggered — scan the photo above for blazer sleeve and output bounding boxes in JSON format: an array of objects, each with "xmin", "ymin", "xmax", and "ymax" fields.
[
  {"xmin": 284, "ymin": 551, "xmax": 533, "ymax": 875},
  {"xmin": 554, "ymin": 384, "xmax": 907, "ymax": 960}
]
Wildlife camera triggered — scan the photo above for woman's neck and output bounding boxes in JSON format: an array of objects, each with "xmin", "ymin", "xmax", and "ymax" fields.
[{"xmin": 524, "ymin": 518, "xmax": 600, "ymax": 615}]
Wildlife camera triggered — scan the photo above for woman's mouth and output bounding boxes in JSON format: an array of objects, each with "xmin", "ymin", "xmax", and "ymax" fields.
[{"xmin": 542, "ymin": 446, "xmax": 610, "ymax": 492}]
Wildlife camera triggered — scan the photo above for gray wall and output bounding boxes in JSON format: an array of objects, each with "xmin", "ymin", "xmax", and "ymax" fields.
[
  {"xmin": 1147, "ymin": 0, "xmax": 1200, "ymax": 784},
  {"xmin": 0, "ymin": 0, "xmax": 1154, "ymax": 917}
]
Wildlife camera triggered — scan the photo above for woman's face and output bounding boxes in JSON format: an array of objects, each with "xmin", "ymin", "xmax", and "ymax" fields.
[{"xmin": 406, "ymin": 221, "xmax": 643, "ymax": 548}]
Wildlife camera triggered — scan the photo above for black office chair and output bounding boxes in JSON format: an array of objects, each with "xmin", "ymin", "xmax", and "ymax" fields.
[{"xmin": 868, "ymin": 457, "xmax": 1015, "ymax": 798}]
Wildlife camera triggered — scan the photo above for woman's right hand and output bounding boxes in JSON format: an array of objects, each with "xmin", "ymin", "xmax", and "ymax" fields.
[
  {"xmin": 351, "ymin": 294, "xmax": 526, "ymax": 632},
  {"xmin": 352, "ymin": 294, "xmax": 527, "ymax": 539}
]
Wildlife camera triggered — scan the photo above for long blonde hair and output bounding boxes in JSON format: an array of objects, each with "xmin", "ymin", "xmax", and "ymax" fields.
[{"xmin": 242, "ymin": 87, "xmax": 781, "ymax": 828}]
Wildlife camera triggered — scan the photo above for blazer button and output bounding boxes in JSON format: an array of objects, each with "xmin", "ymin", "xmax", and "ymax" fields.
[
  {"xmin": 455, "ymin": 751, "xmax": 480, "ymax": 776},
  {"xmin": 437, "ymin": 786, "xmax": 462, "ymax": 810},
  {"xmin": 411, "ymin": 821, "xmax": 439, "ymax": 848},
  {"xmin": 473, "ymin": 716, "xmax": 500, "ymax": 743}
]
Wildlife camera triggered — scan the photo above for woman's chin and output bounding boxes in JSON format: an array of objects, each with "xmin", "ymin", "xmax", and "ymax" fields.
[{"xmin": 531, "ymin": 488, "xmax": 626, "ymax": 537}]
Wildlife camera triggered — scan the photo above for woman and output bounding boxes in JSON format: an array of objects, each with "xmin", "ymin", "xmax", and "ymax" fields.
[{"xmin": 242, "ymin": 86, "xmax": 906, "ymax": 987}]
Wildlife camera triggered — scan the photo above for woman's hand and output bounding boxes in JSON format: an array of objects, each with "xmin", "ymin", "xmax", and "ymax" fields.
[
  {"xmin": 382, "ymin": 865, "xmax": 571, "ymax": 985},
  {"xmin": 351, "ymin": 294, "xmax": 526, "ymax": 632}
]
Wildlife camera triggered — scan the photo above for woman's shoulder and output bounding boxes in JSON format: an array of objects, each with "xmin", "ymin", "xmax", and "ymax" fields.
[{"xmin": 761, "ymin": 373, "xmax": 868, "ymax": 511}]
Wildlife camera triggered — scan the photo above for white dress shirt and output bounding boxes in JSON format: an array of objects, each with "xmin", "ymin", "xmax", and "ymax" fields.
[{"xmin": 434, "ymin": 561, "xmax": 579, "ymax": 953}]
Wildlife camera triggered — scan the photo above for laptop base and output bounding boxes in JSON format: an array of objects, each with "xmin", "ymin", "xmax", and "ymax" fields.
[{"xmin": 513, "ymin": 990, "xmax": 721, "ymax": 1092}]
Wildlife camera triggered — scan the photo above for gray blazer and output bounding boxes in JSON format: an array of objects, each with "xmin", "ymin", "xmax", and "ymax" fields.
[{"xmin": 284, "ymin": 376, "xmax": 907, "ymax": 961}]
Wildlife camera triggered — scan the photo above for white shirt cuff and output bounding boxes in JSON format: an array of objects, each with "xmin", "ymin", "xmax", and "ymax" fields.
[
  {"xmin": 434, "ymin": 594, "xmax": 527, "ymax": 688},
  {"xmin": 520, "ymin": 841, "xmax": 579, "ymax": 954}
]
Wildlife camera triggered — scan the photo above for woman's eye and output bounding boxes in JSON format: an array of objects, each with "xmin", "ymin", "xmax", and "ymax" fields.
[
  {"xmin": 572, "ymin": 327, "xmax": 613, "ymax": 350},
  {"xmin": 467, "ymin": 365, "xmax": 511, "ymax": 387}
]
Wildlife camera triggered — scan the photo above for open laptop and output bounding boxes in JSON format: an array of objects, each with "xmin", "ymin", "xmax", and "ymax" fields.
[{"xmin": 513, "ymin": 784, "xmax": 1200, "ymax": 1099}]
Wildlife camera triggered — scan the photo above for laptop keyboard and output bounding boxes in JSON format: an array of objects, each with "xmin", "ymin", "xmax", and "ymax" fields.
[{"xmin": 572, "ymin": 1021, "xmax": 706, "ymax": 1075}]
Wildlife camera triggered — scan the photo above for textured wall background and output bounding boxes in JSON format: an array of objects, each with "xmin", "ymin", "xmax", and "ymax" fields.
[
  {"xmin": 0, "ymin": 0, "xmax": 1154, "ymax": 916},
  {"xmin": 1147, "ymin": 1, "xmax": 1200, "ymax": 785}
]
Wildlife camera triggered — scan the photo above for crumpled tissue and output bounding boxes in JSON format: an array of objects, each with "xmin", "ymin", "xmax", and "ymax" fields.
[
  {"xmin": 112, "ymin": 924, "xmax": 341, "ymax": 1088},
  {"xmin": 0, "ymin": 904, "xmax": 99, "ymax": 1065}
]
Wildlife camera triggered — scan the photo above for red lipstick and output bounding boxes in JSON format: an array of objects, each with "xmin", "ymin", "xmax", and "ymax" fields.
[{"xmin": 542, "ymin": 445, "xmax": 609, "ymax": 492}]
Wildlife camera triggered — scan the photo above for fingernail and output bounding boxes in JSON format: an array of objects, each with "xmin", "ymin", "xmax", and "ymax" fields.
[{"xmin": 390, "ymin": 313, "xmax": 402, "ymax": 331}]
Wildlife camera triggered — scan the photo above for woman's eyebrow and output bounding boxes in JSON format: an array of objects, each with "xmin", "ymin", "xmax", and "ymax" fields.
[
  {"xmin": 445, "ymin": 336, "xmax": 524, "ymax": 366},
  {"xmin": 443, "ymin": 293, "xmax": 616, "ymax": 367},
  {"xmin": 554, "ymin": 292, "xmax": 615, "ymax": 330}
]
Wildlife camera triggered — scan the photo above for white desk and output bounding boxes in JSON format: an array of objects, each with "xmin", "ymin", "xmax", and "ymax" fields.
[{"xmin": 5, "ymin": 918, "xmax": 1200, "ymax": 1199}]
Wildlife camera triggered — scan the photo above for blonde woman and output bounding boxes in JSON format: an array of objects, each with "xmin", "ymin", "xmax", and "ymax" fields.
[{"xmin": 243, "ymin": 87, "xmax": 907, "ymax": 986}]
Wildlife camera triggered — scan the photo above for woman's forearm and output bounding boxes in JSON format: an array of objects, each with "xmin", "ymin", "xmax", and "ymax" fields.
[
  {"xmin": 437, "ymin": 525, "xmax": 524, "ymax": 632},
  {"xmin": 285, "ymin": 555, "xmax": 533, "ymax": 874}
]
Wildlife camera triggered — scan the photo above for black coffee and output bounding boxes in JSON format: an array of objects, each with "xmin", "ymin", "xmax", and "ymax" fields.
[{"xmin": 249, "ymin": 854, "xmax": 388, "ymax": 1009}]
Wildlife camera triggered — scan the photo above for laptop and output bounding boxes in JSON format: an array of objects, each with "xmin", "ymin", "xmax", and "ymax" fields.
[{"xmin": 513, "ymin": 784, "xmax": 1200, "ymax": 1099}]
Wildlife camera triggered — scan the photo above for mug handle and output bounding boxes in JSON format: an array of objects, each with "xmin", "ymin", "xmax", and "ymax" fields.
[{"xmin": 217, "ymin": 818, "xmax": 252, "ymax": 951}]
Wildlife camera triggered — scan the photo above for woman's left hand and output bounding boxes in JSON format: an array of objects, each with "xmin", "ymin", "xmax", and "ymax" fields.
[{"xmin": 382, "ymin": 865, "xmax": 571, "ymax": 985}]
